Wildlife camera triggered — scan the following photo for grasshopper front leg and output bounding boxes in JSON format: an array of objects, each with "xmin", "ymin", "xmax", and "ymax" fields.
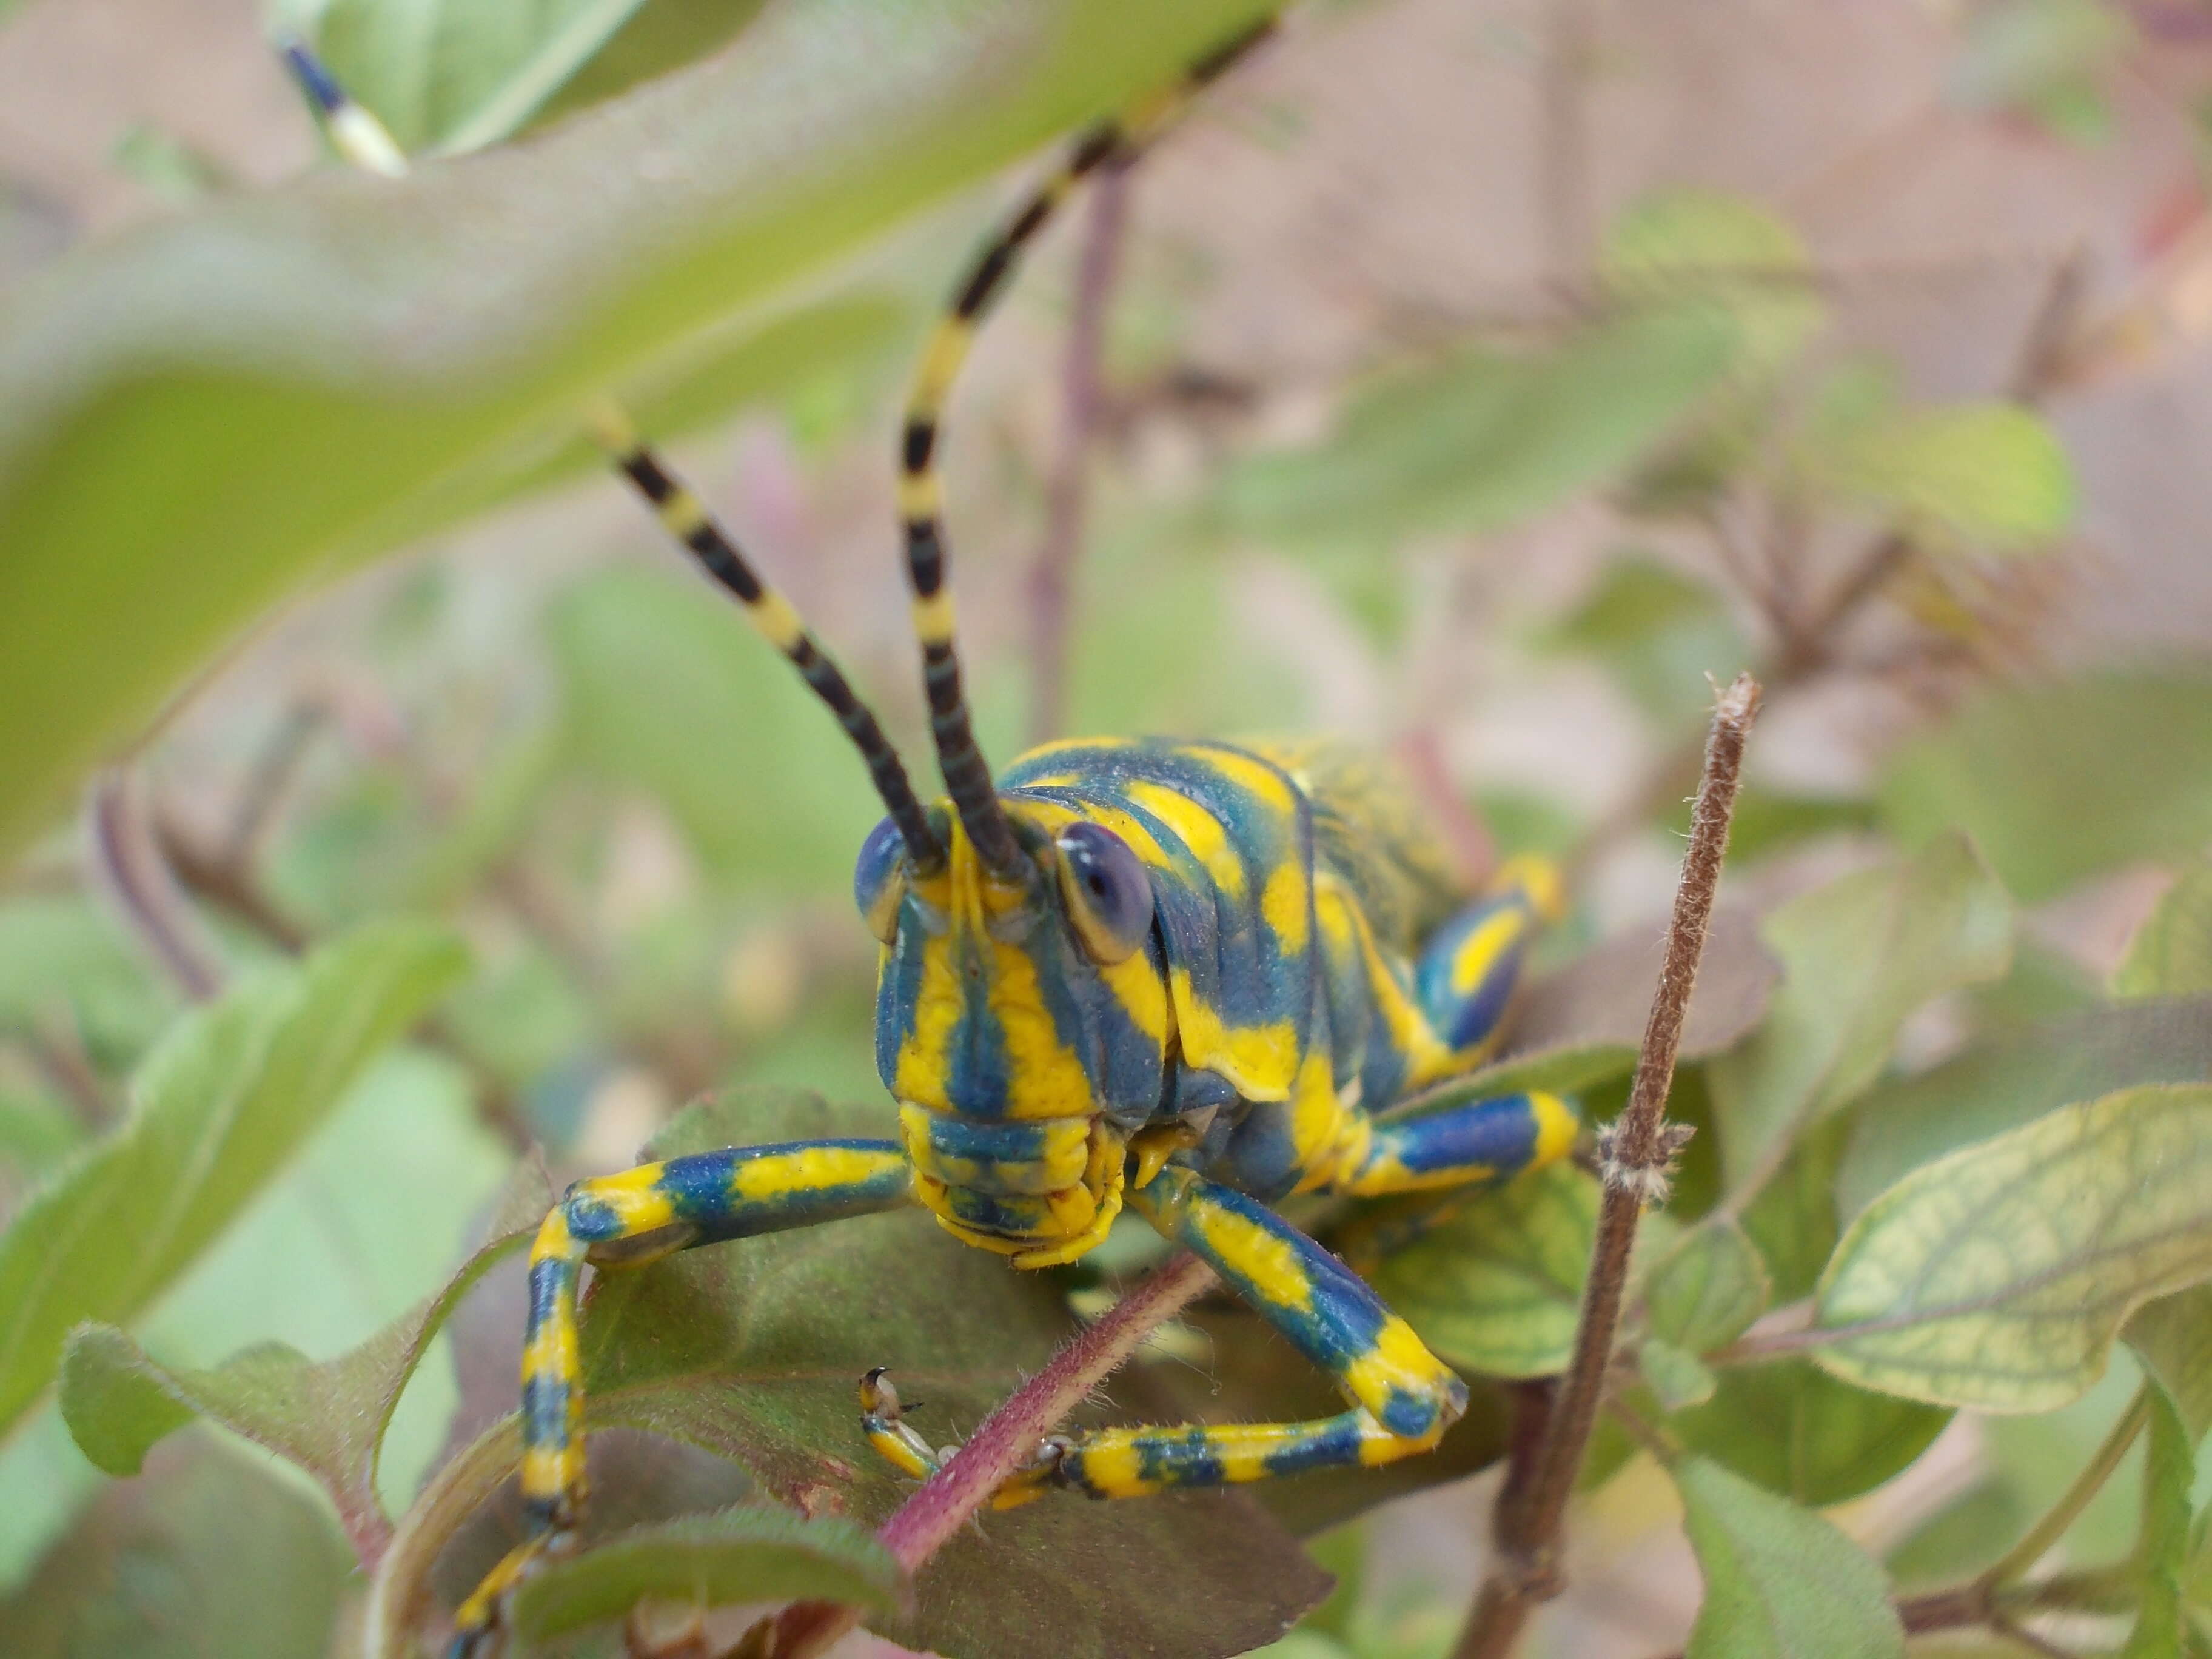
[{"xmin": 451, "ymin": 1140, "xmax": 913, "ymax": 1658}]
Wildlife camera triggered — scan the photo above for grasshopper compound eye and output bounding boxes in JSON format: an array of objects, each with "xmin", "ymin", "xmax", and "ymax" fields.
[
  {"xmin": 854, "ymin": 815, "xmax": 908, "ymax": 944},
  {"xmin": 1054, "ymin": 821, "xmax": 1153, "ymax": 964}
]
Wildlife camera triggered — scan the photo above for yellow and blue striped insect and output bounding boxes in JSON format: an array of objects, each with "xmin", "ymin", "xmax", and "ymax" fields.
[{"xmin": 289, "ymin": 21, "xmax": 1578, "ymax": 1655}]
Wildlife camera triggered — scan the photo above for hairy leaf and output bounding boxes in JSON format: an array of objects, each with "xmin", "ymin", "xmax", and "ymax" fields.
[
  {"xmin": 512, "ymin": 1504, "xmax": 902, "ymax": 1641},
  {"xmin": 1646, "ymin": 1218, "xmax": 1769, "ymax": 1355},
  {"xmin": 1368, "ymin": 1164, "xmax": 1598, "ymax": 1378},
  {"xmin": 2116, "ymin": 862, "xmax": 2212, "ymax": 999},
  {"xmin": 1814, "ymin": 1084, "xmax": 2212, "ymax": 1410},
  {"xmin": 0, "ymin": 0, "xmax": 1279, "ymax": 862},
  {"xmin": 1709, "ymin": 833, "xmax": 2011, "ymax": 1191},
  {"xmin": 0, "ymin": 920, "xmax": 468, "ymax": 1439},
  {"xmin": 1677, "ymin": 1454, "xmax": 1904, "ymax": 1659},
  {"xmin": 1837, "ymin": 997, "xmax": 2212, "ymax": 1218},
  {"xmin": 1672, "ymin": 1361, "xmax": 1950, "ymax": 1507},
  {"xmin": 1880, "ymin": 673, "xmax": 2212, "ymax": 903},
  {"xmin": 1643, "ymin": 1340, "xmax": 1719, "ymax": 1410},
  {"xmin": 59, "ymin": 1159, "xmax": 547, "ymax": 1557}
]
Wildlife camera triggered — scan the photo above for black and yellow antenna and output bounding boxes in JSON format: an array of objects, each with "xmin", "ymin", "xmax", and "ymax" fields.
[
  {"xmin": 278, "ymin": 38, "xmax": 947, "ymax": 872},
  {"xmin": 895, "ymin": 17, "xmax": 1276, "ymax": 880}
]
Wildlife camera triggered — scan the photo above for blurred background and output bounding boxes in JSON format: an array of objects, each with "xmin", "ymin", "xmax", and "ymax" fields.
[{"xmin": 4, "ymin": 0, "xmax": 2212, "ymax": 1653}]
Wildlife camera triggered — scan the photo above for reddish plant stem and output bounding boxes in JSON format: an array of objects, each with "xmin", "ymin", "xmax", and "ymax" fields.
[
  {"xmin": 1027, "ymin": 156, "xmax": 1133, "ymax": 748},
  {"xmin": 1451, "ymin": 674, "xmax": 1761, "ymax": 1659},
  {"xmin": 764, "ymin": 1252, "xmax": 1218, "ymax": 1658},
  {"xmin": 87, "ymin": 769, "xmax": 226, "ymax": 1002}
]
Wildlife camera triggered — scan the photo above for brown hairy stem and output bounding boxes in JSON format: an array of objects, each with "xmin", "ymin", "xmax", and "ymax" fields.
[{"xmin": 1452, "ymin": 674, "xmax": 1761, "ymax": 1659}]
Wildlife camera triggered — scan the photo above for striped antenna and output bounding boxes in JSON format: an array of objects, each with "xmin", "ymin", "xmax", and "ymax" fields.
[
  {"xmin": 896, "ymin": 16, "xmax": 1277, "ymax": 879},
  {"xmin": 588, "ymin": 406, "xmax": 946, "ymax": 868},
  {"xmin": 278, "ymin": 38, "xmax": 947, "ymax": 872}
]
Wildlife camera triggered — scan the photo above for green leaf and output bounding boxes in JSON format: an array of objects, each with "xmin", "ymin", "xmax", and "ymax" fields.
[
  {"xmin": 2127, "ymin": 1285, "xmax": 2212, "ymax": 1445},
  {"xmin": 1813, "ymin": 1083, "xmax": 2212, "ymax": 1411},
  {"xmin": 1598, "ymin": 188, "xmax": 1825, "ymax": 374},
  {"xmin": 1949, "ymin": 0, "xmax": 2133, "ymax": 127},
  {"xmin": 1368, "ymin": 1164, "xmax": 1598, "ymax": 1378},
  {"xmin": 1837, "ymin": 997, "xmax": 2212, "ymax": 1218},
  {"xmin": 59, "ymin": 1158, "xmax": 547, "ymax": 1554},
  {"xmin": 2117, "ymin": 863, "xmax": 2212, "ymax": 999},
  {"xmin": 2122, "ymin": 1386, "xmax": 2193, "ymax": 1659},
  {"xmin": 1709, "ymin": 833, "xmax": 2011, "ymax": 1191},
  {"xmin": 0, "ymin": 1431, "xmax": 355, "ymax": 1659},
  {"xmin": 110, "ymin": 124, "xmax": 234, "ymax": 206},
  {"xmin": 1672, "ymin": 1361, "xmax": 1951, "ymax": 1508},
  {"xmin": 0, "ymin": 919, "xmax": 468, "ymax": 1439},
  {"xmin": 549, "ymin": 566, "xmax": 884, "ymax": 890},
  {"xmin": 1542, "ymin": 558, "xmax": 1752, "ymax": 731},
  {"xmin": 0, "ymin": 0, "xmax": 1279, "ymax": 863},
  {"xmin": 511, "ymin": 1504, "xmax": 903, "ymax": 1641},
  {"xmin": 1646, "ymin": 1218, "xmax": 1769, "ymax": 1354},
  {"xmin": 1880, "ymin": 672, "xmax": 2212, "ymax": 903},
  {"xmin": 403, "ymin": 1087, "xmax": 1330, "ymax": 1659},
  {"xmin": 281, "ymin": 0, "xmax": 773, "ymax": 157},
  {"xmin": 1801, "ymin": 402, "xmax": 2075, "ymax": 549},
  {"xmin": 1675, "ymin": 1454, "xmax": 1905, "ymax": 1659},
  {"xmin": 1222, "ymin": 306, "xmax": 1738, "ymax": 548},
  {"xmin": 1740, "ymin": 1116, "xmax": 1849, "ymax": 1303},
  {"xmin": 1642, "ymin": 1339, "xmax": 1718, "ymax": 1410}
]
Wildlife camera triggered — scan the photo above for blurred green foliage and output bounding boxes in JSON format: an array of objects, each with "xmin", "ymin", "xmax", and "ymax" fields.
[{"xmin": 0, "ymin": 1, "xmax": 2207, "ymax": 1657}]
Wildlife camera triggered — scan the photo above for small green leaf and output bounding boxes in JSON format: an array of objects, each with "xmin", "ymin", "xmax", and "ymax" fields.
[
  {"xmin": 0, "ymin": 893, "xmax": 180, "ymax": 1068},
  {"xmin": 1813, "ymin": 1084, "xmax": 2212, "ymax": 1411},
  {"xmin": 1880, "ymin": 672, "xmax": 2212, "ymax": 903},
  {"xmin": 1740, "ymin": 1116, "xmax": 1849, "ymax": 1303},
  {"xmin": 511, "ymin": 1505, "xmax": 903, "ymax": 1641},
  {"xmin": 1675, "ymin": 1454, "xmax": 1905, "ymax": 1659},
  {"xmin": 0, "ymin": 920, "xmax": 469, "ymax": 1440},
  {"xmin": 1369, "ymin": 1164, "xmax": 1598, "ymax": 1378},
  {"xmin": 1222, "ymin": 306, "xmax": 1737, "ymax": 548},
  {"xmin": 2117, "ymin": 863, "xmax": 2212, "ymax": 999},
  {"xmin": 1672, "ymin": 1361, "xmax": 1951, "ymax": 1507},
  {"xmin": 1711, "ymin": 833, "xmax": 2012, "ymax": 1191},
  {"xmin": 1838, "ymin": 997, "xmax": 2212, "ymax": 1218},
  {"xmin": 2122, "ymin": 1387, "xmax": 2193, "ymax": 1658},
  {"xmin": 1646, "ymin": 1219, "xmax": 1770, "ymax": 1354},
  {"xmin": 1643, "ymin": 1339, "xmax": 1718, "ymax": 1410},
  {"xmin": 110, "ymin": 125, "xmax": 234, "ymax": 206},
  {"xmin": 59, "ymin": 1159, "xmax": 546, "ymax": 1553},
  {"xmin": 1803, "ymin": 402, "xmax": 2075, "ymax": 549}
]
